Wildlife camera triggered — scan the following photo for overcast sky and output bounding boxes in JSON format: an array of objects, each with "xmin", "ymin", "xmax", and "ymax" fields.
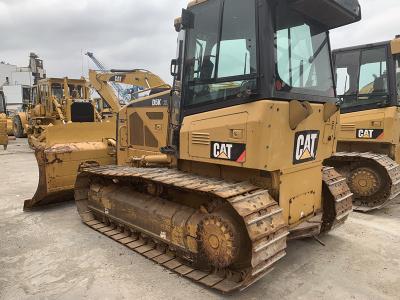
[{"xmin": 0, "ymin": 0, "xmax": 399, "ymax": 84}]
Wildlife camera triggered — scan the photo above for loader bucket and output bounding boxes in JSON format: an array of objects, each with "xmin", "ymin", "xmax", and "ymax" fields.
[{"xmin": 23, "ymin": 122, "xmax": 116, "ymax": 210}]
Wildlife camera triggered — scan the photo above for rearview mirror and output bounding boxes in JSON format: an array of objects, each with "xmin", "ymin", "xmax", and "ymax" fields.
[
  {"xmin": 170, "ymin": 59, "xmax": 179, "ymax": 77},
  {"xmin": 181, "ymin": 9, "xmax": 194, "ymax": 30}
]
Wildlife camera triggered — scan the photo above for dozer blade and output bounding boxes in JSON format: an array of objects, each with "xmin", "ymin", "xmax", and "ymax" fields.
[
  {"xmin": 24, "ymin": 142, "xmax": 115, "ymax": 210},
  {"xmin": 23, "ymin": 121, "xmax": 116, "ymax": 210}
]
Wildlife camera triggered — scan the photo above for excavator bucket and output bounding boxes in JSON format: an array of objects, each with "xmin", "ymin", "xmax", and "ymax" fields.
[{"xmin": 24, "ymin": 121, "xmax": 116, "ymax": 210}]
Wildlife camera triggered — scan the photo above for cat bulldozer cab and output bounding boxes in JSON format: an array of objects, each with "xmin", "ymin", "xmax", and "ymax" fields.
[
  {"xmin": 326, "ymin": 36, "xmax": 400, "ymax": 211},
  {"xmin": 73, "ymin": 0, "xmax": 361, "ymax": 293}
]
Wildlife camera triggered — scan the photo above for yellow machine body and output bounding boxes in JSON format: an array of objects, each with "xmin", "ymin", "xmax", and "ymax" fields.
[{"xmin": 178, "ymin": 100, "xmax": 339, "ymax": 226}]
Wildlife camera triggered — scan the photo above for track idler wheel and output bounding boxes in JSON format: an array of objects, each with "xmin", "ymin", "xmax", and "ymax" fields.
[{"xmin": 197, "ymin": 215, "xmax": 240, "ymax": 268}]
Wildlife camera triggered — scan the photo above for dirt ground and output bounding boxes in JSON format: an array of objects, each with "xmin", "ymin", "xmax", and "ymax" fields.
[{"xmin": 0, "ymin": 138, "xmax": 399, "ymax": 300}]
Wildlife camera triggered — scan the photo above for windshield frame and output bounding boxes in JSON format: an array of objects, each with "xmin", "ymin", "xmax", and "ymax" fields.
[{"xmin": 334, "ymin": 41, "xmax": 398, "ymax": 114}]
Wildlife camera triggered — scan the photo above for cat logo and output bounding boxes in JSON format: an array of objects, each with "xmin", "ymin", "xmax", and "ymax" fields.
[
  {"xmin": 210, "ymin": 142, "xmax": 246, "ymax": 163},
  {"xmin": 356, "ymin": 129, "xmax": 384, "ymax": 139},
  {"xmin": 293, "ymin": 130, "xmax": 320, "ymax": 164}
]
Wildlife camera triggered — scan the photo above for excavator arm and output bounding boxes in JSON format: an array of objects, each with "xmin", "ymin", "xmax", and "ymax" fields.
[{"xmin": 88, "ymin": 69, "xmax": 170, "ymax": 115}]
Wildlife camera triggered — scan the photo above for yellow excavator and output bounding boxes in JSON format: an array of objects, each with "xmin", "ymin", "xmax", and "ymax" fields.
[
  {"xmin": 74, "ymin": 0, "xmax": 361, "ymax": 292},
  {"xmin": 24, "ymin": 69, "xmax": 170, "ymax": 210},
  {"xmin": 326, "ymin": 36, "xmax": 400, "ymax": 211}
]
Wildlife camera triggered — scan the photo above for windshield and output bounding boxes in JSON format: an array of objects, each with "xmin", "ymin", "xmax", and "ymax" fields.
[
  {"xmin": 51, "ymin": 83, "xmax": 64, "ymax": 99},
  {"xmin": 69, "ymin": 84, "xmax": 84, "ymax": 99},
  {"xmin": 275, "ymin": 3, "xmax": 334, "ymax": 98},
  {"xmin": 335, "ymin": 46, "xmax": 390, "ymax": 111}
]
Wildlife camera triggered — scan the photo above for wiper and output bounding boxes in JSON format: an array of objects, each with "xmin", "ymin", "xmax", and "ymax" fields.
[{"xmin": 308, "ymin": 37, "xmax": 328, "ymax": 64}]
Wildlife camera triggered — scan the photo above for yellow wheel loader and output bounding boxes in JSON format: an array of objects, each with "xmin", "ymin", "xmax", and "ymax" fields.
[
  {"xmin": 0, "ymin": 96, "xmax": 9, "ymax": 149},
  {"xmin": 24, "ymin": 70, "xmax": 170, "ymax": 210},
  {"xmin": 326, "ymin": 36, "xmax": 400, "ymax": 211},
  {"xmin": 74, "ymin": 0, "xmax": 361, "ymax": 292}
]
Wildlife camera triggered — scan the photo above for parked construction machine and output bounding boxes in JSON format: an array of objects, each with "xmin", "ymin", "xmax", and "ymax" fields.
[
  {"xmin": 12, "ymin": 52, "xmax": 46, "ymax": 138},
  {"xmin": 24, "ymin": 70, "xmax": 170, "ymax": 210},
  {"xmin": 0, "ymin": 96, "xmax": 8, "ymax": 149},
  {"xmin": 74, "ymin": 0, "xmax": 361, "ymax": 292},
  {"xmin": 326, "ymin": 36, "xmax": 400, "ymax": 211},
  {"xmin": 25, "ymin": 77, "xmax": 101, "ymax": 149}
]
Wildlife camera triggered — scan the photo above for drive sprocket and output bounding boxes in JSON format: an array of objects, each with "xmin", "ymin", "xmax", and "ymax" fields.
[
  {"xmin": 197, "ymin": 215, "xmax": 239, "ymax": 268},
  {"xmin": 348, "ymin": 167, "xmax": 381, "ymax": 197}
]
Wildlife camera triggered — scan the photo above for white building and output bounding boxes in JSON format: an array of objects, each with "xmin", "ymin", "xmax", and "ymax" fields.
[{"xmin": 0, "ymin": 61, "xmax": 34, "ymax": 111}]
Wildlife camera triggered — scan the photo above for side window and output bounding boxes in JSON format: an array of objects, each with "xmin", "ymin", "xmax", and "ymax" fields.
[
  {"xmin": 184, "ymin": 0, "xmax": 257, "ymax": 107},
  {"xmin": 45, "ymin": 85, "xmax": 49, "ymax": 98},
  {"xmin": 51, "ymin": 84, "xmax": 63, "ymax": 99},
  {"xmin": 32, "ymin": 88, "xmax": 37, "ymax": 104},
  {"xmin": 39, "ymin": 85, "xmax": 45, "ymax": 102},
  {"xmin": 22, "ymin": 88, "xmax": 31, "ymax": 102},
  {"xmin": 396, "ymin": 55, "xmax": 400, "ymax": 101},
  {"xmin": 277, "ymin": 25, "xmax": 318, "ymax": 88},
  {"xmin": 0, "ymin": 92, "xmax": 5, "ymax": 114},
  {"xmin": 217, "ymin": 40, "xmax": 252, "ymax": 78},
  {"xmin": 217, "ymin": 0, "xmax": 256, "ymax": 78},
  {"xmin": 335, "ymin": 50, "xmax": 360, "ymax": 96},
  {"xmin": 358, "ymin": 48, "xmax": 388, "ymax": 96},
  {"xmin": 275, "ymin": 3, "xmax": 333, "ymax": 97}
]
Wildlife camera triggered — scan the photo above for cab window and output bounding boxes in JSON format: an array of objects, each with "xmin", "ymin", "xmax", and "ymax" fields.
[
  {"xmin": 396, "ymin": 55, "xmax": 400, "ymax": 101},
  {"xmin": 335, "ymin": 46, "xmax": 390, "ymax": 111},
  {"xmin": 51, "ymin": 84, "xmax": 64, "ymax": 99},
  {"xmin": 358, "ymin": 48, "xmax": 388, "ymax": 97},
  {"xmin": 275, "ymin": 2, "xmax": 334, "ymax": 97},
  {"xmin": 184, "ymin": 0, "xmax": 257, "ymax": 107}
]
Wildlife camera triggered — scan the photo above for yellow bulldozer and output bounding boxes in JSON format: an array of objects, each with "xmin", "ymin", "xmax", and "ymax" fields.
[
  {"xmin": 24, "ymin": 70, "xmax": 170, "ymax": 210},
  {"xmin": 326, "ymin": 36, "xmax": 400, "ymax": 211},
  {"xmin": 21, "ymin": 77, "xmax": 102, "ymax": 149},
  {"xmin": 73, "ymin": 0, "xmax": 361, "ymax": 292}
]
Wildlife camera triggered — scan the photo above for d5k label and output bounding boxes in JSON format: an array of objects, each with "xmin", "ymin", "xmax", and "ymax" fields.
[
  {"xmin": 356, "ymin": 129, "xmax": 384, "ymax": 139},
  {"xmin": 210, "ymin": 142, "xmax": 246, "ymax": 163},
  {"xmin": 293, "ymin": 130, "xmax": 320, "ymax": 164}
]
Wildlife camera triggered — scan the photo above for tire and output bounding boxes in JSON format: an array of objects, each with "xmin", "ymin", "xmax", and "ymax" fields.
[{"xmin": 13, "ymin": 115, "xmax": 26, "ymax": 138}]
